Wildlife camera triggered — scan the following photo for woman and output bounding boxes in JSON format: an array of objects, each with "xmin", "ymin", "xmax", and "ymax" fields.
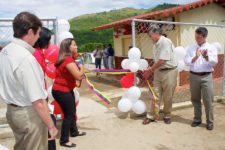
[
  {"xmin": 52, "ymin": 38, "xmax": 86, "ymax": 148},
  {"xmin": 33, "ymin": 27, "xmax": 57, "ymax": 150}
]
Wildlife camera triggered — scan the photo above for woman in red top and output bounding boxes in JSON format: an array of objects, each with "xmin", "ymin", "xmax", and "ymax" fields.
[{"xmin": 52, "ymin": 38, "xmax": 85, "ymax": 148}]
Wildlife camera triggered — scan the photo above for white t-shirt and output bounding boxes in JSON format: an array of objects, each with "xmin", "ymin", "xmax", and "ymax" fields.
[{"xmin": 0, "ymin": 38, "xmax": 47, "ymax": 106}]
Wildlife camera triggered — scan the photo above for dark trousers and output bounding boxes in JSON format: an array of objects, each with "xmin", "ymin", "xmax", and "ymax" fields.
[
  {"xmin": 48, "ymin": 114, "xmax": 56, "ymax": 150},
  {"xmin": 95, "ymin": 58, "xmax": 102, "ymax": 69},
  {"xmin": 52, "ymin": 90, "xmax": 78, "ymax": 144}
]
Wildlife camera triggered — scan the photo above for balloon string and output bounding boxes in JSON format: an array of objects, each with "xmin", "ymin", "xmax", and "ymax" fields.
[{"xmin": 146, "ymin": 80, "xmax": 160, "ymax": 120}]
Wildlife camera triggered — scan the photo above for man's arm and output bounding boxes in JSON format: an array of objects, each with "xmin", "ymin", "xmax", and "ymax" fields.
[
  {"xmin": 32, "ymin": 99, "xmax": 58, "ymax": 139},
  {"xmin": 144, "ymin": 59, "xmax": 165, "ymax": 79}
]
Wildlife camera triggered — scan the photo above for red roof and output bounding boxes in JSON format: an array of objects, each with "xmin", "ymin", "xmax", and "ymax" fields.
[{"xmin": 93, "ymin": 0, "xmax": 224, "ymax": 31}]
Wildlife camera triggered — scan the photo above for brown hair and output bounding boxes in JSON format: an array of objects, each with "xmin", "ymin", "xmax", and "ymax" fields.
[
  {"xmin": 55, "ymin": 38, "xmax": 74, "ymax": 67},
  {"xmin": 13, "ymin": 11, "xmax": 42, "ymax": 38}
]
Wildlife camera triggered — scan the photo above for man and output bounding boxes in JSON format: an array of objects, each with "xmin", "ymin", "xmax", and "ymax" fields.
[
  {"xmin": 184, "ymin": 27, "xmax": 218, "ymax": 130},
  {"xmin": 103, "ymin": 45, "xmax": 109, "ymax": 69},
  {"xmin": 143, "ymin": 25, "xmax": 178, "ymax": 125},
  {"xmin": 107, "ymin": 44, "xmax": 114, "ymax": 69},
  {"xmin": 0, "ymin": 12, "xmax": 58, "ymax": 150}
]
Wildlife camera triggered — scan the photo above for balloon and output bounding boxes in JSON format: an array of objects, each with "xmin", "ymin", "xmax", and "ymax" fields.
[
  {"xmin": 138, "ymin": 59, "xmax": 149, "ymax": 70},
  {"xmin": 174, "ymin": 46, "xmax": 186, "ymax": 62},
  {"xmin": 129, "ymin": 62, "xmax": 139, "ymax": 72},
  {"xmin": 58, "ymin": 19, "xmax": 70, "ymax": 32},
  {"xmin": 132, "ymin": 100, "xmax": 146, "ymax": 114},
  {"xmin": 47, "ymin": 85, "xmax": 54, "ymax": 100},
  {"xmin": 74, "ymin": 88, "xmax": 79, "ymax": 104},
  {"xmin": 127, "ymin": 86, "xmax": 141, "ymax": 100},
  {"xmin": 212, "ymin": 42, "xmax": 222, "ymax": 53},
  {"xmin": 44, "ymin": 44, "xmax": 59, "ymax": 63},
  {"xmin": 183, "ymin": 65, "xmax": 190, "ymax": 71},
  {"xmin": 51, "ymin": 100, "xmax": 63, "ymax": 115},
  {"xmin": 58, "ymin": 31, "xmax": 74, "ymax": 44},
  {"xmin": 46, "ymin": 63, "xmax": 56, "ymax": 79},
  {"xmin": 121, "ymin": 59, "xmax": 130, "ymax": 69},
  {"xmin": 118, "ymin": 98, "xmax": 132, "ymax": 112},
  {"xmin": 177, "ymin": 60, "xmax": 185, "ymax": 72},
  {"xmin": 120, "ymin": 74, "xmax": 134, "ymax": 88},
  {"xmin": 128, "ymin": 47, "xmax": 141, "ymax": 59}
]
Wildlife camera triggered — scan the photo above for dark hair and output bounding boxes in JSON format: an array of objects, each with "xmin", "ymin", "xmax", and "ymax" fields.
[
  {"xmin": 108, "ymin": 44, "xmax": 112, "ymax": 47},
  {"xmin": 195, "ymin": 27, "xmax": 208, "ymax": 37},
  {"xmin": 13, "ymin": 11, "xmax": 42, "ymax": 38},
  {"xmin": 55, "ymin": 38, "xmax": 74, "ymax": 67},
  {"xmin": 148, "ymin": 24, "xmax": 162, "ymax": 35},
  {"xmin": 34, "ymin": 27, "xmax": 52, "ymax": 49},
  {"xmin": 0, "ymin": 46, "xmax": 3, "ymax": 52}
]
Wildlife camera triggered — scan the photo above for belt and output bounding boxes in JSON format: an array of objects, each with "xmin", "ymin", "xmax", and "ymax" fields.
[
  {"xmin": 160, "ymin": 67, "xmax": 177, "ymax": 71},
  {"xmin": 190, "ymin": 71, "xmax": 212, "ymax": 76},
  {"xmin": 9, "ymin": 104, "xmax": 22, "ymax": 107}
]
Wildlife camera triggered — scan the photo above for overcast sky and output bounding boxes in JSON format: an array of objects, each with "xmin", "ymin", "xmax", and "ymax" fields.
[{"xmin": 0, "ymin": 0, "xmax": 198, "ymax": 20}]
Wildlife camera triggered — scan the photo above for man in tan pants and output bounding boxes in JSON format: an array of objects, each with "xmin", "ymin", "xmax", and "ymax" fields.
[
  {"xmin": 143, "ymin": 25, "xmax": 178, "ymax": 125},
  {"xmin": 0, "ymin": 12, "xmax": 58, "ymax": 150}
]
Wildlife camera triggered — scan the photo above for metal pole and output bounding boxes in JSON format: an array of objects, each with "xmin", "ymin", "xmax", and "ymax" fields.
[
  {"xmin": 131, "ymin": 20, "xmax": 137, "ymax": 86},
  {"xmin": 132, "ymin": 20, "xmax": 136, "ymax": 47},
  {"xmin": 222, "ymin": 43, "xmax": 225, "ymax": 96}
]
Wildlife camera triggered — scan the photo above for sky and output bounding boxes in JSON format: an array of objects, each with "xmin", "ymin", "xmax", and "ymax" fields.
[{"xmin": 0, "ymin": 0, "xmax": 199, "ymax": 20}]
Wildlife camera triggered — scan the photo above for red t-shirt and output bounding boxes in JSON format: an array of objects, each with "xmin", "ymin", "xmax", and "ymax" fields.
[
  {"xmin": 33, "ymin": 48, "xmax": 47, "ymax": 74},
  {"xmin": 52, "ymin": 56, "xmax": 77, "ymax": 92},
  {"xmin": 33, "ymin": 48, "xmax": 47, "ymax": 89}
]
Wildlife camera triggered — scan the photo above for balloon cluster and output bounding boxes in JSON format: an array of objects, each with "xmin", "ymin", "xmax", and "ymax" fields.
[
  {"xmin": 57, "ymin": 19, "xmax": 74, "ymax": 45},
  {"xmin": 121, "ymin": 47, "xmax": 149, "ymax": 72},
  {"xmin": 118, "ymin": 86, "xmax": 146, "ymax": 114}
]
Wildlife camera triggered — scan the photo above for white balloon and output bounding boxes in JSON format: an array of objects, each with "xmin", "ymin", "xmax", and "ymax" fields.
[
  {"xmin": 174, "ymin": 46, "xmax": 186, "ymax": 62},
  {"xmin": 58, "ymin": 19, "xmax": 70, "ymax": 32},
  {"xmin": 128, "ymin": 47, "xmax": 141, "ymax": 59},
  {"xmin": 58, "ymin": 31, "xmax": 74, "ymax": 44},
  {"xmin": 47, "ymin": 85, "xmax": 54, "ymax": 100},
  {"xmin": 132, "ymin": 100, "xmax": 146, "ymax": 114},
  {"xmin": 121, "ymin": 59, "xmax": 130, "ymax": 69},
  {"xmin": 212, "ymin": 42, "xmax": 222, "ymax": 53},
  {"xmin": 138, "ymin": 59, "xmax": 149, "ymax": 70},
  {"xmin": 129, "ymin": 62, "xmax": 139, "ymax": 72},
  {"xmin": 177, "ymin": 60, "xmax": 185, "ymax": 72},
  {"xmin": 127, "ymin": 86, "xmax": 141, "ymax": 100},
  {"xmin": 118, "ymin": 98, "xmax": 132, "ymax": 112},
  {"xmin": 73, "ymin": 88, "xmax": 79, "ymax": 103}
]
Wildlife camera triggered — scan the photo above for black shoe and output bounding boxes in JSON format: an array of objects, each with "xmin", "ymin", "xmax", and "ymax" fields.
[
  {"xmin": 163, "ymin": 118, "xmax": 171, "ymax": 124},
  {"xmin": 191, "ymin": 121, "xmax": 202, "ymax": 127},
  {"xmin": 71, "ymin": 131, "xmax": 86, "ymax": 137},
  {"xmin": 60, "ymin": 142, "xmax": 76, "ymax": 148},
  {"xmin": 206, "ymin": 123, "xmax": 213, "ymax": 130}
]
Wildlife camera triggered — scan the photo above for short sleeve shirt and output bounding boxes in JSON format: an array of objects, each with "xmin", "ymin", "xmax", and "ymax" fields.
[
  {"xmin": 52, "ymin": 56, "xmax": 77, "ymax": 92},
  {"xmin": 153, "ymin": 36, "xmax": 177, "ymax": 69},
  {"xmin": 0, "ymin": 38, "xmax": 48, "ymax": 106}
]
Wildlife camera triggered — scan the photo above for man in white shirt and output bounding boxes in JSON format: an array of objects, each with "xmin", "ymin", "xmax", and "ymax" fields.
[
  {"xmin": 184, "ymin": 27, "xmax": 218, "ymax": 130},
  {"xmin": 0, "ymin": 12, "xmax": 58, "ymax": 150},
  {"xmin": 143, "ymin": 25, "xmax": 178, "ymax": 125}
]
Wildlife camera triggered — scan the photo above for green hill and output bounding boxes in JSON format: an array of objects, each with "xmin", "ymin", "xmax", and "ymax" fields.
[{"xmin": 69, "ymin": 3, "xmax": 178, "ymax": 52}]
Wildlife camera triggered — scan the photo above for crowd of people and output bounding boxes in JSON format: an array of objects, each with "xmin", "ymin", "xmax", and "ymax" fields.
[{"xmin": 0, "ymin": 11, "xmax": 218, "ymax": 150}]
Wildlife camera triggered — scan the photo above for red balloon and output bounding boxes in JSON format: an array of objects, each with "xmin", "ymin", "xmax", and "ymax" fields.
[
  {"xmin": 46, "ymin": 63, "xmax": 56, "ymax": 79},
  {"xmin": 51, "ymin": 100, "xmax": 62, "ymax": 115},
  {"xmin": 44, "ymin": 44, "xmax": 59, "ymax": 63},
  {"xmin": 120, "ymin": 73, "xmax": 134, "ymax": 88}
]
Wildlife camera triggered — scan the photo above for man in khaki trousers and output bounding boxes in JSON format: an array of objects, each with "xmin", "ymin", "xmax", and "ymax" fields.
[
  {"xmin": 143, "ymin": 25, "xmax": 178, "ymax": 125},
  {"xmin": 0, "ymin": 12, "xmax": 58, "ymax": 150}
]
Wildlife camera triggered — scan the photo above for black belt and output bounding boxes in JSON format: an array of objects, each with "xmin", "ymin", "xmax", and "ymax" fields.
[
  {"xmin": 190, "ymin": 71, "xmax": 212, "ymax": 76},
  {"xmin": 9, "ymin": 104, "xmax": 22, "ymax": 107},
  {"xmin": 160, "ymin": 67, "xmax": 177, "ymax": 71}
]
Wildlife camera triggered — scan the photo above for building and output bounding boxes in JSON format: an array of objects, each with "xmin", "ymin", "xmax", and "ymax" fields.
[{"xmin": 93, "ymin": 0, "xmax": 225, "ymax": 85}]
